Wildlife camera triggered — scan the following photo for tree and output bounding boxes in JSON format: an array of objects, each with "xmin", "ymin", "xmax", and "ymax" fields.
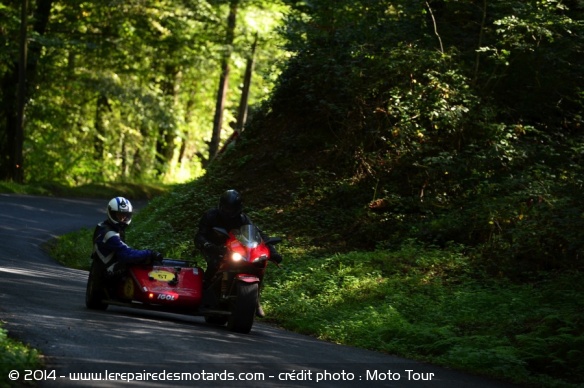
[
  {"xmin": 208, "ymin": 0, "xmax": 239, "ymax": 163},
  {"xmin": 235, "ymin": 32, "xmax": 258, "ymax": 135},
  {"xmin": 14, "ymin": 0, "xmax": 28, "ymax": 183},
  {"xmin": 0, "ymin": 0, "xmax": 53, "ymax": 182},
  {"xmin": 0, "ymin": 0, "xmax": 287, "ymax": 184},
  {"xmin": 272, "ymin": 0, "xmax": 584, "ymax": 269}
]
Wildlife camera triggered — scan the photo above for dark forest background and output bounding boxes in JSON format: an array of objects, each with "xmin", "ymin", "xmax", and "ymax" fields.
[{"xmin": 2, "ymin": 1, "xmax": 584, "ymax": 386}]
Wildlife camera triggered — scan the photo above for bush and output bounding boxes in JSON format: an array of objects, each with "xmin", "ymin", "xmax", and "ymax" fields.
[{"xmin": 0, "ymin": 326, "xmax": 42, "ymax": 382}]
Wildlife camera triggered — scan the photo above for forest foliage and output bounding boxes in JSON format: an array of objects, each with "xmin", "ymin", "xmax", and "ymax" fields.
[
  {"xmin": 128, "ymin": 2, "xmax": 583, "ymax": 383},
  {"xmin": 1, "ymin": 0, "xmax": 582, "ymax": 286},
  {"xmin": 16, "ymin": 1, "xmax": 584, "ymax": 385},
  {"xmin": 0, "ymin": 0, "xmax": 288, "ymax": 184},
  {"xmin": 259, "ymin": 0, "xmax": 584, "ymax": 277}
]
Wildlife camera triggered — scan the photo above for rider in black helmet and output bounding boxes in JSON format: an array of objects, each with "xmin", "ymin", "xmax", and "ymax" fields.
[
  {"xmin": 219, "ymin": 189, "xmax": 243, "ymax": 219},
  {"xmin": 194, "ymin": 189, "xmax": 282, "ymax": 317}
]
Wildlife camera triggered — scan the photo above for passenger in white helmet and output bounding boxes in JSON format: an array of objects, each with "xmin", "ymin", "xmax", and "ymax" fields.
[{"xmin": 92, "ymin": 197, "xmax": 162, "ymax": 280}]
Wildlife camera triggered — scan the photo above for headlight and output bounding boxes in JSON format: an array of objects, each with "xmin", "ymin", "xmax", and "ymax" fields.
[{"xmin": 231, "ymin": 252, "xmax": 244, "ymax": 261}]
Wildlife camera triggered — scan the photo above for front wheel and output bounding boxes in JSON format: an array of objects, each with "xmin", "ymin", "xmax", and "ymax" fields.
[
  {"xmin": 85, "ymin": 260, "xmax": 109, "ymax": 310},
  {"xmin": 227, "ymin": 282, "xmax": 258, "ymax": 334}
]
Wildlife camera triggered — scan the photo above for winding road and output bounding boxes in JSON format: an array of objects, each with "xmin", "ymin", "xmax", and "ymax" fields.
[{"xmin": 0, "ymin": 194, "xmax": 516, "ymax": 387}]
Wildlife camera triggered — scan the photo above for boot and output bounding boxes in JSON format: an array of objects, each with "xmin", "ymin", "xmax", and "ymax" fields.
[{"xmin": 256, "ymin": 300, "xmax": 265, "ymax": 318}]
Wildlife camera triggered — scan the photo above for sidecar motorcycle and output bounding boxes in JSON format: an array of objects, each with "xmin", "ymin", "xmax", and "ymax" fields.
[{"xmin": 85, "ymin": 225, "xmax": 281, "ymax": 334}]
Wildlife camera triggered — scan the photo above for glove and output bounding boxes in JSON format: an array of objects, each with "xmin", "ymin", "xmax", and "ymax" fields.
[
  {"xmin": 150, "ymin": 251, "xmax": 164, "ymax": 263},
  {"xmin": 270, "ymin": 252, "xmax": 283, "ymax": 264},
  {"xmin": 206, "ymin": 256, "xmax": 221, "ymax": 270},
  {"xmin": 203, "ymin": 242, "xmax": 223, "ymax": 257}
]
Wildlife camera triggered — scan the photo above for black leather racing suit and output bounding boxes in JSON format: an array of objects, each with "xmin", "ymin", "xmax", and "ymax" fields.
[{"xmin": 194, "ymin": 208, "xmax": 279, "ymax": 284}]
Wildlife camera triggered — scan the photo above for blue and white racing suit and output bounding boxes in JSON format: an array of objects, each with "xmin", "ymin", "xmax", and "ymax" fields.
[{"xmin": 92, "ymin": 220, "xmax": 155, "ymax": 274}]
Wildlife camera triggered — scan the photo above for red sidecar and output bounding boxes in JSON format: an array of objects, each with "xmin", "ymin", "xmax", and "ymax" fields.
[{"xmin": 85, "ymin": 259, "xmax": 206, "ymax": 315}]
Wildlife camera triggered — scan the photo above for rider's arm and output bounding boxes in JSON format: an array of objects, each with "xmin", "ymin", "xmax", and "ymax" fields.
[
  {"xmin": 102, "ymin": 231, "xmax": 153, "ymax": 264},
  {"xmin": 194, "ymin": 212, "xmax": 213, "ymax": 250}
]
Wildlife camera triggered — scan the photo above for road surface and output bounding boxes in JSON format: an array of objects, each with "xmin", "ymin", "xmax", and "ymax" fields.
[{"xmin": 0, "ymin": 194, "xmax": 517, "ymax": 387}]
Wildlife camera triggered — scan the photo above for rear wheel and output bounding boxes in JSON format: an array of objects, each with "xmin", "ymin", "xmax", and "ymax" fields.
[
  {"xmin": 227, "ymin": 282, "xmax": 258, "ymax": 334},
  {"xmin": 85, "ymin": 260, "xmax": 109, "ymax": 310}
]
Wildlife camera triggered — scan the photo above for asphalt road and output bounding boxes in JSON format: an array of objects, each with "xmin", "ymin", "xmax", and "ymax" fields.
[{"xmin": 0, "ymin": 194, "xmax": 517, "ymax": 387}]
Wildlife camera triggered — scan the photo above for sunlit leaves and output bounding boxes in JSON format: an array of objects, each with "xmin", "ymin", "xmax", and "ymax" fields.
[
  {"xmin": 0, "ymin": 327, "xmax": 42, "ymax": 378},
  {"xmin": 2, "ymin": 0, "xmax": 289, "ymax": 184}
]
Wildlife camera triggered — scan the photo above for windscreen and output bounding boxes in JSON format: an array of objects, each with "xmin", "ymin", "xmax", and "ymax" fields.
[{"xmin": 233, "ymin": 224, "xmax": 262, "ymax": 248}]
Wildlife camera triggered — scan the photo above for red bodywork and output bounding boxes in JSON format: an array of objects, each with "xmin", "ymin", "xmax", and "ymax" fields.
[
  {"xmin": 87, "ymin": 224, "xmax": 281, "ymax": 333},
  {"xmin": 221, "ymin": 231, "xmax": 271, "ymax": 283},
  {"xmin": 118, "ymin": 263, "xmax": 204, "ymax": 310}
]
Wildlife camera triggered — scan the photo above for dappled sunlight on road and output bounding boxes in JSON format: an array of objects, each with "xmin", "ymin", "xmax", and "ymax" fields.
[
  {"xmin": 0, "ymin": 265, "xmax": 84, "ymax": 279},
  {"xmin": 0, "ymin": 195, "xmax": 517, "ymax": 388}
]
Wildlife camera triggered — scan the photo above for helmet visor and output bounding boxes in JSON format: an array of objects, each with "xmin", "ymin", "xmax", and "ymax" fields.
[{"xmin": 112, "ymin": 211, "xmax": 132, "ymax": 224}]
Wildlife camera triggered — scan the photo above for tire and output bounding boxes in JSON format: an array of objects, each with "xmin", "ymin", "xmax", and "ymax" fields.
[
  {"xmin": 204, "ymin": 315, "xmax": 228, "ymax": 326},
  {"xmin": 227, "ymin": 282, "xmax": 258, "ymax": 334},
  {"xmin": 85, "ymin": 260, "xmax": 109, "ymax": 310}
]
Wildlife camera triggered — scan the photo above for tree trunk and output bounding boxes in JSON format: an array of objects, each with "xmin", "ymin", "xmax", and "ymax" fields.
[
  {"xmin": 156, "ymin": 66, "xmax": 181, "ymax": 176},
  {"xmin": 208, "ymin": 0, "xmax": 238, "ymax": 163},
  {"xmin": 1, "ymin": 69, "xmax": 19, "ymax": 181},
  {"xmin": 94, "ymin": 93, "xmax": 109, "ymax": 159},
  {"xmin": 235, "ymin": 33, "xmax": 258, "ymax": 135},
  {"xmin": 13, "ymin": 0, "xmax": 28, "ymax": 183},
  {"xmin": 0, "ymin": 0, "xmax": 53, "ymax": 181}
]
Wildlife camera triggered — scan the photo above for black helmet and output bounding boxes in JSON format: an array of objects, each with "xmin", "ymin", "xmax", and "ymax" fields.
[{"xmin": 219, "ymin": 190, "xmax": 242, "ymax": 219}]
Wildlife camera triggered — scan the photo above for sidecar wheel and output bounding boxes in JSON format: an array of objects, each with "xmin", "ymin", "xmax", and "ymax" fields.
[
  {"xmin": 227, "ymin": 282, "xmax": 258, "ymax": 334},
  {"xmin": 86, "ymin": 260, "xmax": 109, "ymax": 310}
]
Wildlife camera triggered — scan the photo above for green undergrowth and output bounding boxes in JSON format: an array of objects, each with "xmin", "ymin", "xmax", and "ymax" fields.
[
  {"xmin": 1, "ymin": 180, "xmax": 167, "ymax": 384},
  {"xmin": 43, "ymin": 228, "xmax": 94, "ymax": 270},
  {"xmin": 261, "ymin": 243, "xmax": 584, "ymax": 387},
  {"xmin": 30, "ymin": 171, "xmax": 584, "ymax": 388},
  {"xmin": 48, "ymin": 225, "xmax": 584, "ymax": 387},
  {"xmin": 0, "ymin": 180, "xmax": 169, "ymax": 199},
  {"xmin": 0, "ymin": 327, "xmax": 42, "ymax": 384}
]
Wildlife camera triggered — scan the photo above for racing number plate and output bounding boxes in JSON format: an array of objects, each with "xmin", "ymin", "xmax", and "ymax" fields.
[{"xmin": 148, "ymin": 270, "xmax": 176, "ymax": 282}]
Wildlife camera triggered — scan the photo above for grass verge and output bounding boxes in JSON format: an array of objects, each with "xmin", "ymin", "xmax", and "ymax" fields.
[
  {"xmin": 0, "ymin": 328, "xmax": 42, "ymax": 382},
  {"xmin": 0, "ymin": 180, "xmax": 169, "ymax": 200},
  {"xmin": 47, "ymin": 228, "xmax": 584, "ymax": 388},
  {"xmin": 0, "ymin": 181, "xmax": 166, "ymax": 384},
  {"xmin": 6, "ymin": 180, "xmax": 583, "ymax": 388}
]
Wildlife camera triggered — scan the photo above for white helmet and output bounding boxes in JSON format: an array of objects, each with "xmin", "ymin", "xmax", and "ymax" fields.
[{"xmin": 107, "ymin": 197, "xmax": 133, "ymax": 225}]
